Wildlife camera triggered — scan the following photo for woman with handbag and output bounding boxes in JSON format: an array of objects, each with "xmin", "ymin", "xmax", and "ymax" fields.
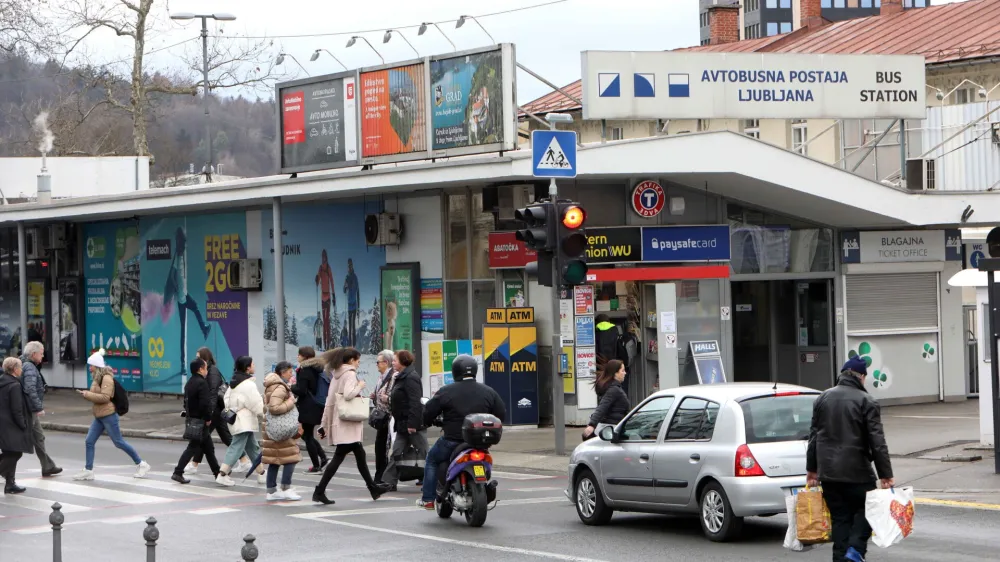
[
  {"xmin": 313, "ymin": 347, "xmax": 390, "ymax": 505},
  {"xmin": 291, "ymin": 346, "xmax": 329, "ymax": 472},
  {"xmin": 184, "ymin": 347, "xmax": 250, "ymax": 476},
  {"xmin": 172, "ymin": 358, "xmax": 220, "ymax": 484},
  {"xmin": 371, "ymin": 349, "xmax": 396, "ymax": 484},
  {"xmin": 262, "ymin": 361, "xmax": 302, "ymax": 501},
  {"xmin": 216, "ymin": 356, "xmax": 266, "ymax": 487}
]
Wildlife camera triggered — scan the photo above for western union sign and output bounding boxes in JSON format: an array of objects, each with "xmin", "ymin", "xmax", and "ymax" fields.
[{"xmin": 486, "ymin": 307, "xmax": 535, "ymax": 324}]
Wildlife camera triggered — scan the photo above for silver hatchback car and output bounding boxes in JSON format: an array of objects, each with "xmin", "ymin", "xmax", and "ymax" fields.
[{"xmin": 567, "ymin": 383, "xmax": 819, "ymax": 542}]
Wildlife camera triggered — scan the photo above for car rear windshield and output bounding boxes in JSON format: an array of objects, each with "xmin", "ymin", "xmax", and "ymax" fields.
[{"xmin": 740, "ymin": 394, "xmax": 818, "ymax": 444}]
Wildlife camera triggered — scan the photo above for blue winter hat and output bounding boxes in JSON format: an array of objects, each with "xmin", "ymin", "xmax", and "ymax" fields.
[{"xmin": 842, "ymin": 356, "xmax": 868, "ymax": 376}]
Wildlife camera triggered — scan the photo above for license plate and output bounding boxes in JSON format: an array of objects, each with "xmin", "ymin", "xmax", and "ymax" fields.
[{"xmin": 473, "ymin": 465, "xmax": 485, "ymax": 477}]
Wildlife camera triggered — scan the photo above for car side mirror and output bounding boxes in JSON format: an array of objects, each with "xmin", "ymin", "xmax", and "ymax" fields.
[{"xmin": 598, "ymin": 425, "xmax": 616, "ymax": 442}]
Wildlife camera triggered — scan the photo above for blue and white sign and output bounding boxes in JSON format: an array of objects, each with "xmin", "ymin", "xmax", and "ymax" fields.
[
  {"xmin": 581, "ymin": 51, "xmax": 927, "ymax": 120},
  {"xmin": 641, "ymin": 225, "xmax": 731, "ymax": 263},
  {"xmin": 532, "ymin": 130, "xmax": 577, "ymax": 178},
  {"xmin": 966, "ymin": 242, "xmax": 987, "ymax": 269},
  {"xmin": 575, "ymin": 315, "xmax": 595, "ymax": 347}
]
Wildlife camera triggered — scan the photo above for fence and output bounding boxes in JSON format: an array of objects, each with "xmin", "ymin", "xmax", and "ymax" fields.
[{"xmin": 47, "ymin": 502, "xmax": 259, "ymax": 561}]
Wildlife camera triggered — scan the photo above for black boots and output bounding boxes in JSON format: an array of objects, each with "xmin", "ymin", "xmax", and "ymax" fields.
[
  {"xmin": 312, "ymin": 487, "xmax": 335, "ymax": 505},
  {"xmin": 3, "ymin": 481, "xmax": 26, "ymax": 494},
  {"xmin": 368, "ymin": 482, "xmax": 390, "ymax": 501}
]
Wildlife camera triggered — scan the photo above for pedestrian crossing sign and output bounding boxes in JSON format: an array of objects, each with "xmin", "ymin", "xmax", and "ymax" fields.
[{"xmin": 532, "ymin": 130, "xmax": 577, "ymax": 178}]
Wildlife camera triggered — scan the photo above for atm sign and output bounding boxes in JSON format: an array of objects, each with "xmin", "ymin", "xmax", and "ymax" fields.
[{"xmin": 486, "ymin": 307, "xmax": 535, "ymax": 324}]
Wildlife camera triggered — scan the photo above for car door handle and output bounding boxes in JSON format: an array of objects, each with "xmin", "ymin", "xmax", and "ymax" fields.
[
  {"xmin": 690, "ymin": 454, "xmax": 701, "ymax": 461},
  {"xmin": 639, "ymin": 454, "xmax": 650, "ymax": 461}
]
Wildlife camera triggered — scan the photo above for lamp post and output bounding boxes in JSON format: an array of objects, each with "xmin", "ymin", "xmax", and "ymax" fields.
[
  {"xmin": 169, "ymin": 12, "xmax": 237, "ymax": 181},
  {"xmin": 455, "ymin": 14, "xmax": 496, "ymax": 44},
  {"xmin": 310, "ymin": 49, "xmax": 348, "ymax": 71},
  {"xmin": 275, "ymin": 53, "xmax": 310, "ymax": 75},
  {"xmin": 383, "ymin": 29, "xmax": 420, "ymax": 57},
  {"xmin": 346, "ymin": 35, "xmax": 384, "ymax": 64},
  {"xmin": 418, "ymin": 21, "xmax": 457, "ymax": 51}
]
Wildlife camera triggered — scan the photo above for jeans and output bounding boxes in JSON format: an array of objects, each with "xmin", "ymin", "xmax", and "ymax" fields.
[
  {"xmin": 422, "ymin": 438, "xmax": 462, "ymax": 502},
  {"xmin": 374, "ymin": 423, "xmax": 391, "ymax": 482},
  {"xmin": 301, "ymin": 423, "xmax": 327, "ymax": 468},
  {"xmin": 0, "ymin": 450, "xmax": 23, "ymax": 483},
  {"xmin": 382, "ymin": 430, "xmax": 428, "ymax": 486},
  {"xmin": 222, "ymin": 431, "xmax": 261, "ymax": 471},
  {"xmin": 174, "ymin": 424, "xmax": 219, "ymax": 477},
  {"xmin": 317, "ymin": 442, "xmax": 375, "ymax": 493},
  {"xmin": 192, "ymin": 410, "xmax": 232, "ymax": 464},
  {"xmin": 85, "ymin": 414, "xmax": 142, "ymax": 470},
  {"xmin": 31, "ymin": 413, "xmax": 57, "ymax": 472},
  {"xmin": 266, "ymin": 463, "xmax": 297, "ymax": 493},
  {"xmin": 822, "ymin": 480, "xmax": 877, "ymax": 561}
]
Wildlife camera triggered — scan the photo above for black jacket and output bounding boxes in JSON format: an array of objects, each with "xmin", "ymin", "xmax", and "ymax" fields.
[
  {"xmin": 205, "ymin": 365, "xmax": 226, "ymax": 415},
  {"xmin": 807, "ymin": 373, "xmax": 893, "ymax": 483},
  {"xmin": 588, "ymin": 380, "xmax": 630, "ymax": 428},
  {"xmin": 390, "ymin": 364, "xmax": 424, "ymax": 432},
  {"xmin": 0, "ymin": 373, "xmax": 34, "ymax": 454},
  {"xmin": 183, "ymin": 374, "xmax": 215, "ymax": 422},
  {"xmin": 291, "ymin": 357, "xmax": 326, "ymax": 426},
  {"xmin": 423, "ymin": 379, "xmax": 507, "ymax": 442}
]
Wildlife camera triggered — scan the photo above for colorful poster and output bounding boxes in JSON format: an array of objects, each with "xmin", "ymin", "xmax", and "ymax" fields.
[
  {"xmin": 503, "ymin": 278, "xmax": 526, "ymax": 307},
  {"xmin": 0, "ymin": 293, "xmax": 20, "ymax": 360},
  {"xmin": 83, "ymin": 222, "xmax": 143, "ymax": 390},
  {"xmin": 574, "ymin": 285, "xmax": 594, "ymax": 315},
  {"xmin": 261, "ymin": 203, "xmax": 386, "ymax": 389},
  {"xmin": 420, "ymin": 278, "xmax": 443, "ymax": 335},
  {"xmin": 360, "ymin": 63, "xmax": 427, "ymax": 158},
  {"xmin": 381, "ymin": 265, "xmax": 417, "ymax": 354},
  {"xmin": 430, "ymin": 49, "xmax": 505, "ymax": 150},
  {"xmin": 140, "ymin": 213, "xmax": 248, "ymax": 394},
  {"xmin": 279, "ymin": 73, "xmax": 359, "ymax": 172}
]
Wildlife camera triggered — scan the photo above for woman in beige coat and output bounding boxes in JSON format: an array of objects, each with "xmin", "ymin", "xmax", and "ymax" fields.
[
  {"xmin": 262, "ymin": 361, "xmax": 303, "ymax": 501},
  {"xmin": 312, "ymin": 347, "xmax": 389, "ymax": 505}
]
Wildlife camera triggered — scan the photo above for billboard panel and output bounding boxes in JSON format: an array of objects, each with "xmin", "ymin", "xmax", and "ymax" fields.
[
  {"xmin": 582, "ymin": 51, "xmax": 926, "ymax": 120},
  {"xmin": 430, "ymin": 49, "xmax": 505, "ymax": 150},
  {"xmin": 277, "ymin": 71, "xmax": 358, "ymax": 173},
  {"xmin": 360, "ymin": 62, "xmax": 427, "ymax": 159}
]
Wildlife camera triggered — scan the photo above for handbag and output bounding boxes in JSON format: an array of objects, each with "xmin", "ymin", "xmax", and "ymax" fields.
[
  {"xmin": 336, "ymin": 392, "xmax": 369, "ymax": 422},
  {"xmin": 368, "ymin": 406, "xmax": 390, "ymax": 429},
  {"xmin": 183, "ymin": 417, "xmax": 206, "ymax": 440},
  {"xmin": 265, "ymin": 405, "xmax": 300, "ymax": 441},
  {"xmin": 220, "ymin": 408, "xmax": 238, "ymax": 425}
]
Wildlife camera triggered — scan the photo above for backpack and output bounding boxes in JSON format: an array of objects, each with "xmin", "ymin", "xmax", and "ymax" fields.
[
  {"xmin": 111, "ymin": 379, "xmax": 130, "ymax": 416},
  {"xmin": 313, "ymin": 372, "xmax": 331, "ymax": 406}
]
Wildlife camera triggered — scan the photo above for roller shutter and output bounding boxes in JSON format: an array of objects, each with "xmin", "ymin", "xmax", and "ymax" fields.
[{"xmin": 845, "ymin": 273, "xmax": 938, "ymax": 332}]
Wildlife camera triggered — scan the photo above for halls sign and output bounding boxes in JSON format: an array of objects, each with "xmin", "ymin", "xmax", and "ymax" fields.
[{"xmin": 581, "ymin": 51, "xmax": 926, "ymax": 120}]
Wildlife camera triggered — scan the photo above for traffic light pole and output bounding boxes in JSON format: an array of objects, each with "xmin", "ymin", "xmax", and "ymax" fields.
[{"xmin": 549, "ymin": 176, "xmax": 566, "ymax": 455}]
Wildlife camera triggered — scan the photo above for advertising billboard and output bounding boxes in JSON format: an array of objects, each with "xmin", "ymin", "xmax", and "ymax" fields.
[
  {"xmin": 277, "ymin": 71, "xmax": 358, "ymax": 174},
  {"xmin": 360, "ymin": 62, "xmax": 428, "ymax": 161},
  {"xmin": 430, "ymin": 47, "xmax": 506, "ymax": 151},
  {"xmin": 582, "ymin": 51, "xmax": 926, "ymax": 120}
]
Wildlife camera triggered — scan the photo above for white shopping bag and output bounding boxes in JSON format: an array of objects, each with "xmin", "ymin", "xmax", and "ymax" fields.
[
  {"xmin": 783, "ymin": 488, "xmax": 814, "ymax": 552},
  {"xmin": 865, "ymin": 486, "xmax": 916, "ymax": 548}
]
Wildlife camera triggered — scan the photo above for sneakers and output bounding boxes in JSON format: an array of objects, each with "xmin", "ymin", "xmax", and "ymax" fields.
[
  {"xmin": 171, "ymin": 473, "xmax": 190, "ymax": 485},
  {"xmin": 73, "ymin": 469, "xmax": 95, "ymax": 481},
  {"xmin": 265, "ymin": 491, "xmax": 285, "ymax": 501},
  {"xmin": 845, "ymin": 547, "xmax": 866, "ymax": 562},
  {"xmin": 233, "ymin": 459, "xmax": 251, "ymax": 473},
  {"xmin": 216, "ymin": 473, "xmax": 236, "ymax": 487},
  {"xmin": 416, "ymin": 499, "xmax": 434, "ymax": 510},
  {"xmin": 282, "ymin": 488, "xmax": 302, "ymax": 501},
  {"xmin": 134, "ymin": 461, "xmax": 151, "ymax": 479},
  {"xmin": 183, "ymin": 462, "xmax": 199, "ymax": 475}
]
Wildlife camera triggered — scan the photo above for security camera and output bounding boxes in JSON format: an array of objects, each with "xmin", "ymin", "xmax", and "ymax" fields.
[
  {"xmin": 935, "ymin": 91, "xmax": 944, "ymax": 101},
  {"xmin": 979, "ymin": 88, "xmax": 988, "ymax": 99}
]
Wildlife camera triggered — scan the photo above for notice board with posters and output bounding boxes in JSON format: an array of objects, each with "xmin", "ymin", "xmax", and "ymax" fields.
[{"xmin": 277, "ymin": 70, "xmax": 359, "ymax": 174}]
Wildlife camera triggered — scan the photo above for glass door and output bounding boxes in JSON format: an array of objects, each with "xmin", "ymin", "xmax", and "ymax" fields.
[{"xmin": 731, "ymin": 281, "xmax": 772, "ymax": 382}]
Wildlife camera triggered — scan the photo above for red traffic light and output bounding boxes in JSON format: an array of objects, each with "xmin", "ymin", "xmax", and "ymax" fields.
[{"xmin": 562, "ymin": 205, "xmax": 585, "ymax": 229}]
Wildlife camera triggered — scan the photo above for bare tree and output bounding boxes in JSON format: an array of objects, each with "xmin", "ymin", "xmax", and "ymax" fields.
[{"xmin": 0, "ymin": 0, "xmax": 55, "ymax": 54}]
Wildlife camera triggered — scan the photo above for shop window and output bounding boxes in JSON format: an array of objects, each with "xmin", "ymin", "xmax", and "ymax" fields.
[
  {"xmin": 444, "ymin": 189, "xmax": 498, "ymax": 341},
  {"xmin": 446, "ymin": 193, "xmax": 469, "ymax": 280},
  {"xmin": 446, "ymin": 281, "xmax": 469, "ymax": 340},
  {"xmin": 727, "ymin": 203, "xmax": 834, "ymax": 274},
  {"xmin": 470, "ymin": 191, "xmax": 493, "ymax": 280}
]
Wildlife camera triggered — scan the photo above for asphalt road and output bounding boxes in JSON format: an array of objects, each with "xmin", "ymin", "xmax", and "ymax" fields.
[{"xmin": 2, "ymin": 433, "xmax": 999, "ymax": 561}]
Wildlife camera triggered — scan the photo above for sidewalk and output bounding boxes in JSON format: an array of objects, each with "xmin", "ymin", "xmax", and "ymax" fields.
[{"xmin": 37, "ymin": 390, "xmax": 1000, "ymax": 495}]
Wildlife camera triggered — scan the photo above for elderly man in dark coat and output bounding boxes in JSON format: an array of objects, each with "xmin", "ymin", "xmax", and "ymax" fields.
[{"xmin": 0, "ymin": 357, "xmax": 34, "ymax": 494}]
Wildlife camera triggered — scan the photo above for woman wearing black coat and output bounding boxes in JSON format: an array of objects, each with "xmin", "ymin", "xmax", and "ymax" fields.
[
  {"xmin": 0, "ymin": 357, "xmax": 34, "ymax": 494},
  {"xmin": 185, "ymin": 347, "xmax": 249, "ymax": 475},
  {"xmin": 291, "ymin": 346, "xmax": 329, "ymax": 472},
  {"xmin": 583, "ymin": 359, "xmax": 631, "ymax": 440}
]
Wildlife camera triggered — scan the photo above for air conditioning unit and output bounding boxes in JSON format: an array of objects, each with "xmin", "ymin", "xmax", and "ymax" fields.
[
  {"xmin": 227, "ymin": 258, "xmax": 262, "ymax": 291},
  {"xmin": 497, "ymin": 185, "xmax": 535, "ymax": 220},
  {"xmin": 905, "ymin": 158, "xmax": 936, "ymax": 191},
  {"xmin": 364, "ymin": 213, "xmax": 401, "ymax": 246},
  {"xmin": 49, "ymin": 224, "xmax": 67, "ymax": 250},
  {"xmin": 25, "ymin": 228, "xmax": 43, "ymax": 260}
]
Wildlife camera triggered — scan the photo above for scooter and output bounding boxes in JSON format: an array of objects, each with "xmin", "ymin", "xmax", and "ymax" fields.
[{"xmin": 434, "ymin": 413, "xmax": 502, "ymax": 527}]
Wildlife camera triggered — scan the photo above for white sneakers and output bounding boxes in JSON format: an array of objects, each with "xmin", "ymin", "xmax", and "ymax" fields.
[
  {"xmin": 73, "ymin": 469, "xmax": 95, "ymax": 481},
  {"xmin": 134, "ymin": 461, "xmax": 151, "ymax": 479},
  {"xmin": 183, "ymin": 462, "xmax": 199, "ymax": 475},
  {"xmin": 266, "ymin": 489, "xmax": 302, "ymax": 501},
  {"xmin": 233, "ymin": 459, "xmax": 252, "ymax": 473},
  {"xmin": 216, "ymin": 473, "xmax": 236, "ymax": 487}
]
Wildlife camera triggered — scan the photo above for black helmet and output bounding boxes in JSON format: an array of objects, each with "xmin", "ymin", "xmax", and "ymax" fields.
[{"xmin": 452, "ymin": 354, "xmax": 478, "ymax": 381}]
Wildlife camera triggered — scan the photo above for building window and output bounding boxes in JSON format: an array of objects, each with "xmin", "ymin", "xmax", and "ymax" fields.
[
  {"xmin": 611, "ymin": 127, "xmax": 624, "ymax": 141},
  {"xmin": 744, "ymin": 119, "xmax": 760, "ymax": 139},
  {"xmin": 444, "ymin": 190, "xmax": 497, "ymax": 340},
  {"xmin": 779, "ymin": 0, "xmax": 791, "ymax": 7},
  {"xmin": 822, "ymin": 0, "xmax": 832, "ymax": 6},
  {"xmin": 792, "ymin": 119, "xmax": 808, "ymax": 155},
  {"xmin": 745, "ymin": 0, "xmax": 760, "ymax": 12},
  {"xmin": 728, "ymin": 203, "xmax": 835, "ymax": 274},
  {"xmin": 766, "ymin": 0, "xmax": 777, "ymax": 7},
  {"xmin": 954, "ymin": 88, "xmax": 974, "ymax": 105},
  {"xmin": 861, "ymin": 0, "xmax": 872, "ymax": 7},
  {"xmin": 875, "ymin": 0, "xmax": 881, "ymax": 6},
  {"xmin": 834, "ymin": 0, "xmax": 845, "ymax": 6},
  {"xmin": 780, "ymin": 22, "xmax": 792, "ymax": 33},
  {"xmin": 698, "ymin": 119, "xmax": 710, "ymax": 132},
  {"xmin": 914, "ymin": 0, "xmax": 926, "ymax": 6},
  {"xmin": 700, "ymin": 38, "xmax": 710, "ymax": 46},
  {"xmin": 766, "ymin": 22, "xmax": 779, "ymax": 36}
]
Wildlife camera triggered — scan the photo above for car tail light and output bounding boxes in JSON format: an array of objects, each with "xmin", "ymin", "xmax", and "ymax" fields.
[{"xmin": 735, "ymin": 444, "xmax": 765, "ymax": 477}]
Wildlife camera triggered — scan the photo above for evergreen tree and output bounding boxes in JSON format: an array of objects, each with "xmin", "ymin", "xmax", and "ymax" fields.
[
  {"xmin": 368, "ymin": 298, "xmax": 382, "ymax": 355},
  {"xmin": 290, "ymin": 313, "xmax": 299, "ymax": 346},
  {"xmin": 282, "ymin": 301, "xmax": 290, "ymax": 345},
  {"xmin": 328, "ymin": 303, "xmax": 342, "ymax": 351}
]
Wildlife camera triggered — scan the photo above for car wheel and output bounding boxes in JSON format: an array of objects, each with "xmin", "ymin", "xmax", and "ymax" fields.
[
  {"xmin": 575, "ymin": 469, "xmax": 613, "ymax": 526},
  {"xmin": 699, "ymin": 481, "xmax": 744, "ymax": 542}
]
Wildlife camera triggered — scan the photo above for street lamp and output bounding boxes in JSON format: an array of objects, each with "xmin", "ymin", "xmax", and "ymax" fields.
[
  {"xmin": 455, "ymin": 14, "xmax": 496, "ymax": 44},
  {"xmin": 310, "ymin": 49, "xmax": 348, "ymax": 71},
  {"xmin": 169, "ymin": 11, "xmax": 238, "ymax": 181},
  {"xmin": 346, "ymin": 35, "xmax": 385, "ymax": 64},
  {"xmin": 275, "ymin": 53, "xmax": 310, "ymax": 75},
  {"xmin": 383, "ymin": 29, "xmax": 420, "ymax": 57},
  {"xmin": 418, "ymin": 21, "xmax": 457, "ymax": 51}
]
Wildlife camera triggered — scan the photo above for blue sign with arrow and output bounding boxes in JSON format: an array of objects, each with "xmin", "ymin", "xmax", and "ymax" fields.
[{"xmin": 532, "ymin": 130, "xmax": 577, "ymax": 178}]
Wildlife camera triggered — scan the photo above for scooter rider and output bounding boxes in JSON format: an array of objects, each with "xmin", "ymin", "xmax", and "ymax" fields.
[{"xmin": 418, "ymin": 354, "xmax": 506, "ymax": 510}]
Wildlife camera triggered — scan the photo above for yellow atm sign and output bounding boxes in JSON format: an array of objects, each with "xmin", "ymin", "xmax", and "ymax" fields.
[{"xmin": 486, "ymin": 307, "xmax": 535, "ymax": 324}]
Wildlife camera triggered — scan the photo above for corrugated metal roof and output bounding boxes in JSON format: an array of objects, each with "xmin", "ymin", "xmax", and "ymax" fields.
[{"xmin": 521, "ymin": 0, "xmax": 1000, "ymax": 115}]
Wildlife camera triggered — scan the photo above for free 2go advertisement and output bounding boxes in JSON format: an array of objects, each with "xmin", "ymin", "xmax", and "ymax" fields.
[{"xmin": 139, "ymin": 213, "xmax": 249, "ymax": 393}]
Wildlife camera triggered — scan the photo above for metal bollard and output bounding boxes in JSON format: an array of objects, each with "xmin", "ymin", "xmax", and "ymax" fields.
[
  {"xmin": 50, "ymin": 502, "xmax": 64, "ymax": 562},
  {"xmin": 143, "ymin": 517, "xmax": 159, "ymax": 562},
  {"xmin": 241, "ymin": 534, "xmax": 259, "ymax": 561}
]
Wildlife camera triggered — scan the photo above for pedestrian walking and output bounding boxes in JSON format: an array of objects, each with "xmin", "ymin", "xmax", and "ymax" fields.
[
  {"xmin": 807, "ymin": 356, "xmax": 894, "ymax": 562},
  {"xmin": 216, "ymin": 356, "xmax": 266, "ymax": 487},
  {"xmin": 372, "ymin": 349, "xmax": 396, "ymax": 484},
  {"xmin": 262, "ymin": 361, "xmax": 302, "ymax": 501},
  {"xmin": 290, "ymin": 345, "xmax": 329, "ymax": 472},
  {"xmin": 0, "ymin": 357, "xmax": 33, "ymax": 494},
  {"xmin": 582, "ymin": 359, "xmax": 630, "ymax": 440},
  {"xmin": 19, "ymin": 341, "xmax": 61, "ymax": 476},
  {"xmin": 343, "ymin": 259, "xmax": 360, "ymax": 346},
  {"xmin": 312, "ymin": 347, "xmax": 388, "ymax": 505},
  {"xmin": 381, "ymin": 349, "xmax": 428, "ymax": 492},
  {"xmin": 184, "ymin": 347, "xmax": 250, "ymax": 475},
  {"xmin": 172, "ymin": 358, "xmax": 220, "ymax": 484},
  {"xmin": 74, "ymin": 350, "xmax": 150, "ymax": 481}
]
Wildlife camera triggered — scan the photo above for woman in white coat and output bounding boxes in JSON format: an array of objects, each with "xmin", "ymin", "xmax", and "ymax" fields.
[{"xmin": 216, "ymin": 356, "xmax": 266, "ymax": 486}]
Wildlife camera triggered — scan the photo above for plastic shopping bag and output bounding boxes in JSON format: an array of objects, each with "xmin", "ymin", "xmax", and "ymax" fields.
[
  {"xmin": 795, "ymin": 486, "xmax": 832, "ymax": 545},
  {"xmin": 783, "ymin": 489, "xmax": 813, "ymax": 551},
  {"xmin": 865, "ymin": 486, "xmax": 915, "ymax": 548}
]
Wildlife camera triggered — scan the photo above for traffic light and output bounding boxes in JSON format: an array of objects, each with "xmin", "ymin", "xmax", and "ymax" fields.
[
  {"xmin": 557, "ymin": 200, "xmax": 588, "ymax": 286},
  {"xmin": 515, "ymin": 201, "xmax": 557, "ymax": 287}
]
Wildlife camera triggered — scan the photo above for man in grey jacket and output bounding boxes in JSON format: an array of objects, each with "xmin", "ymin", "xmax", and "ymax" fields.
[{"xmin": 20, "ymin": 341, "xmax": 61, "ymax": 477}]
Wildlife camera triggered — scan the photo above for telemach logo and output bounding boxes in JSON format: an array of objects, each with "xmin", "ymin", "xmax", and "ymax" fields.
[{"xmin": 145, "ymin": 239, "xmax": 172, "ymax": 260}]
